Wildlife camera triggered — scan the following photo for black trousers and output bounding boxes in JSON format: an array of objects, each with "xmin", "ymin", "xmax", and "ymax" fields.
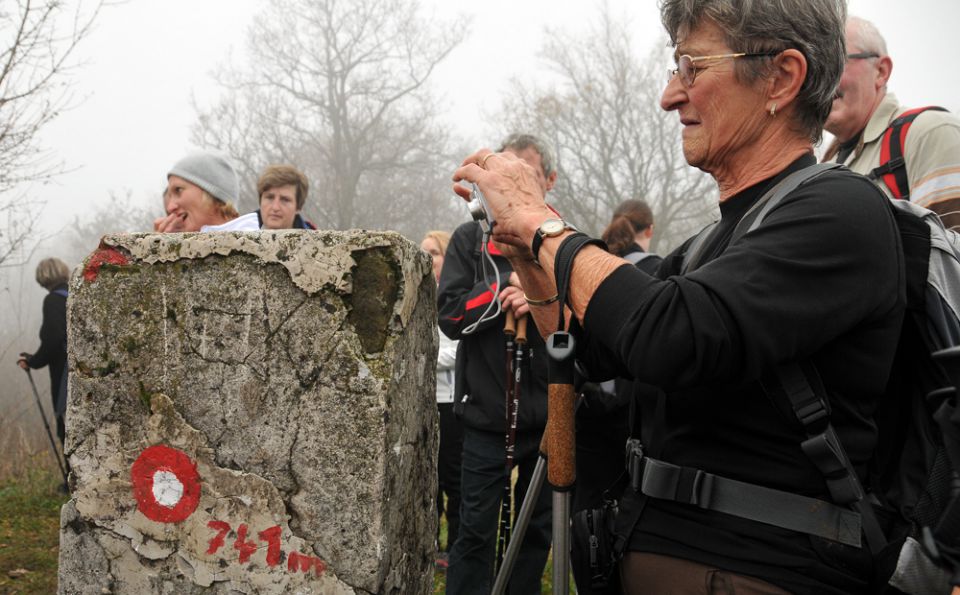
[{"xmin": 438, "ymin": 402, "xmax": 464, "ymax": 551}]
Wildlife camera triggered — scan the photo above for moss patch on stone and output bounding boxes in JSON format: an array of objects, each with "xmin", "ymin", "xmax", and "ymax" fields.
[{"xmin": 348, "ymin": 248, "xmax": 399, "ymax": 354}]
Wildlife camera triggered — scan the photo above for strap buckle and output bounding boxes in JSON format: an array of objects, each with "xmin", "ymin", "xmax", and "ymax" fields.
[
  {"xmin": 625, "ymin": 439, "xmax": 644, "ymax": 492},
  {"xmin": 800, "ymin": 428, "xmax": 863, "ymax": 505}
]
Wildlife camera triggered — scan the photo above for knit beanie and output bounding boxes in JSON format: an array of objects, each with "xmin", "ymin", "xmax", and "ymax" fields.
[{"xmin": 167, "ymin": 152, "xmax": 240, "ymax": 205}]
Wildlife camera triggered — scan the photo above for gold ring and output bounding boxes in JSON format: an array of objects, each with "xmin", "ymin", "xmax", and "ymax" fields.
[{"xmin": 480, "ymin": 153, "xmax": 495, "ymax": 169}]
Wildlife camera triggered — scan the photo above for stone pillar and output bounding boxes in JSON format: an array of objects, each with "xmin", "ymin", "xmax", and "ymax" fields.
[{"xmin": 58, "ymin": 231, "xmax": 438, "ymax": 594}]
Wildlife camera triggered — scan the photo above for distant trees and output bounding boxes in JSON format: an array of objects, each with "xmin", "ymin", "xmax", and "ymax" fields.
[
  {"xmin": 0, "ymin": 0, "xmax": 106, "ymax": 267},
  {"xmin": 192, "ymin": 0, "xmax": 468, "ymax": 240},
  {"xmin": 496, "ymin": 8, "xmax": 717, "ymax": 252}
]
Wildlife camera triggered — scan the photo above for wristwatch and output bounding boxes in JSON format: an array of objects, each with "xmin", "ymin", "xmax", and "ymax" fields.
[{"xmin": 531, "ymin": 218, "xmax": 576, "ymax": 264}]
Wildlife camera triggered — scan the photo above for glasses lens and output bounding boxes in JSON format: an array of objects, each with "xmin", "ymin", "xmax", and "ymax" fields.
[{"xmin": 679, "ymin": 56, "xmax": 695, "ymax": 87}]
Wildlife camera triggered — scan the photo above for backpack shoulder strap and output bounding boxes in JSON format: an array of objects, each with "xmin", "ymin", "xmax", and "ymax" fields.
[
  {"xmin": 870, "ymin": 106, "xmax": 949, "ymax": 200},
  {"xmin": 680, "ymin": 222, "xmax": 718, "ymax": 274},
  {"xmin": 732, "ymin": 163, "xmax": 844, "ymax": 242},
  {"xmin": 52, "ymin": 288, "xmax": 69, "ymax": 298},
  {"xmin": 767, "ymin": 362, "xmax": 887, "ymax": 554}
]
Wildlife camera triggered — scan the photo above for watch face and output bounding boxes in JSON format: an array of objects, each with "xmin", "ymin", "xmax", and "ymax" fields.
[{"xmin": 541, "ymin": 218, "xmax": 566, "ymax": 236}]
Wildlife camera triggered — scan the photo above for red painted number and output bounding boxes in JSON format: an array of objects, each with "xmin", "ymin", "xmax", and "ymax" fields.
[
  {"xmin": 206, "ymin": 520, "xmax": 230, "ymax": 555},
  {"xmin": 233, "ymin": 524, "xmax": 258, "ymax": 563},
  {"xmin": 258, "ymin": 525, "xmax": 282, "ymax": 567}
]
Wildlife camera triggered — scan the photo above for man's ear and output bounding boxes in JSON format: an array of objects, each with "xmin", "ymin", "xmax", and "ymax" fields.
[
  {"xmin": 876, "ymin": 55, "xmax": 893, "ymax": 89},
  {"xmin": 544, "ymin": 170, "xmax": 557, "ymax": 193},
  {"xmin": 768, "ymin": 48, "xmax": 807, "ymax": 112}
]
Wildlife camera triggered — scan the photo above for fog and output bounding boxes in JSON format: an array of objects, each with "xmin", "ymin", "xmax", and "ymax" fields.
[{"xmin": 2, "ymin": 0, "xmax": 959, "ymax": 468}]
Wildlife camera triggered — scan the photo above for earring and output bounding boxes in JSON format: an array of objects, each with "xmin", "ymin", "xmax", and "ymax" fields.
[{"xmin": 769, "ymin": 103, "xmax": 777, "ymax": 117}]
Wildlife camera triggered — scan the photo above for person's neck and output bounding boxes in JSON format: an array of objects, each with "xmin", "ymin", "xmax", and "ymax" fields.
[
  {"xmin": 712, "ymin": 130, "xmax": 812, "ymax": 201},
  {"xmin": 635, "ymin": 233, "xmax": 651, "ymax": 252}
]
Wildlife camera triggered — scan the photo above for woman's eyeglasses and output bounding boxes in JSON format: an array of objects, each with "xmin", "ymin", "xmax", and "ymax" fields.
[{"xmin": 668, "ymin": 51, "xmax": 781, "ymax": 88}]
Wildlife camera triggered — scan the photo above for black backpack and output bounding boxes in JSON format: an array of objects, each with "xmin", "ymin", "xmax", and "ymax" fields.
[{"xmin": 681, "ymin": 163, "xmax": 960, "ymax": 593}]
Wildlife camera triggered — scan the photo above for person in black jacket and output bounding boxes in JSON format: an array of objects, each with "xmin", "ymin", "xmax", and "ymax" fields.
[
  {"xmin": 451, "ymin": 1, "xmax": 904, "ymax": 593},
  {"xmin": 439, "ymin": 133, "xmax": 557, "ymax": 594},
  {"xmin": 18, "ymin": 257, "xmax": 70, "ymax": 448},
  {"xmin": 255, "ymin": 164, "xmax": 318, "ymax": 230}
]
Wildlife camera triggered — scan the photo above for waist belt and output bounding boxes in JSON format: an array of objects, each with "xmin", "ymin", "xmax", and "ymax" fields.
[{"xmin": 636, "ymin": 455, "xmax": 863, "ymax": 548}]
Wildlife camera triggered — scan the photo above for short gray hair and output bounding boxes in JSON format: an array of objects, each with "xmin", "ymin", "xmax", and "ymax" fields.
[
  {"xmin": 660, "ymin": 0, "xmax": 846, "ymax": 143},
  {"xmin": 36, "ymin": 257, "xmax": 70, "ymax": 290},
  {"xmin": 847, "ymin": 16, "xmax": 888, "ymax": 56},
  {"xmin": 497, "ymin": 133, "xmax": 556, "ymax": 177}
]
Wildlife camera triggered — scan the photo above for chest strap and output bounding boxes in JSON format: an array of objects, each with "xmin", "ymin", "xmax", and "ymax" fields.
[{"xmin": 631, "ymin": 452, "xmax": 864, "ymax": 548}]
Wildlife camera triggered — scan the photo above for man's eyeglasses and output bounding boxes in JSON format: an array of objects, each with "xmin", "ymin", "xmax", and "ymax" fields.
[
  {"xmin": 846, "ymin": 52, "xmax": 879, "ymax": 61},
  {"xmin": 668, "ymin": 51, "xmax": 781, "ymax": 88}
]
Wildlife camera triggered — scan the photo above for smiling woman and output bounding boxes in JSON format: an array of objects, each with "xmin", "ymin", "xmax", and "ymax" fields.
[
  {"xmin": 449, "ymin": 0, "xmax": 915, "ymax": 593},
  {"xmin": 153, "ymin": 152, "xmax": 257, "ymax": 233}
]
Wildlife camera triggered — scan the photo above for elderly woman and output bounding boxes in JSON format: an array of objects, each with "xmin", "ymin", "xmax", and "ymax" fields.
[
  {"xmin": 453, "ymin": 1, "xmax": 904, "ymax": 594},
  {"xmin": 153, "ymin": 152, "xmax": 259, "ymax": 232}
]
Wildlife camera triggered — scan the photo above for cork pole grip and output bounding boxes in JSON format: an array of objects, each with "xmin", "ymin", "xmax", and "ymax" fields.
[
  {"xmin": 547, "ymin": 382, "xmax": 576, "ymax": 488},
  {"xmin": 504, "ymin": 310, "xmax": 516, "ymax": 336},
  {"xmin": 515, "ymin": 315, "xmax": 528, "ymax": 344}
]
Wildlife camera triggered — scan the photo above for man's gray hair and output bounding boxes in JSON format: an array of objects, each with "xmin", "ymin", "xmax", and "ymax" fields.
[
  {"xmin": 497, "ymin": 133, "xmax": 557, "ymax": 177},
  {"xmin": 660, "ymin": 0, "xmax": 847, "ymax": 143},
  {"xmin": 847, "ymin": 15, "xmax": 888, "ymax": 56}
]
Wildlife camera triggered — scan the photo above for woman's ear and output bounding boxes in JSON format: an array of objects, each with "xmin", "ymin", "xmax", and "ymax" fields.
[{"xmin": 768, "ymin": 49, "xmax": 807, "ymax": 110}]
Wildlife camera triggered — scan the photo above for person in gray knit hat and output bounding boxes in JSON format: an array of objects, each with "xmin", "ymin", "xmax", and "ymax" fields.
[{"xmin": 153, "ymin": 151, "xmax": 259, "ymax": 232}]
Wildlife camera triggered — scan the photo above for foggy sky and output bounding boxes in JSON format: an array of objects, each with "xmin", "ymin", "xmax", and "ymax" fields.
[{"xmin": 27, "ymin": 0, "xmax": 960, "ymax": 257}]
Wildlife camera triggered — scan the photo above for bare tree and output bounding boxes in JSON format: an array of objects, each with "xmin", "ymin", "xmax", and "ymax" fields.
[
  {"xmin": 0, "ymin": 0, "xmax": 107, "ymax": 267},
  {"xmin": 192, "ymin": 0, "xmax": 467, "ymax": 240},
  {"xmin": 497, "ymin": 7, "xmax": 717, "ymax": 253}
]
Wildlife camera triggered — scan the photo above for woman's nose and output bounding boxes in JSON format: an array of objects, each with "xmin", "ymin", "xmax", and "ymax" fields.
[{"xmin": 660, "ymin": 75, "xmax": 685, "ymax": 112}]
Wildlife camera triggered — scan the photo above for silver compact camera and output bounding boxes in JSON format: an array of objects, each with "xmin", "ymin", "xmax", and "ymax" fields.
[{"xmin": 467, "ymin": 184, "xmax": 496, "ymax": 233}]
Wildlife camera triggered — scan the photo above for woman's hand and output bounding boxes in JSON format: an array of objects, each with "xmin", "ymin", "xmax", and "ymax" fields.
[
  {"xmin": 153, "ymin": 211, "xmax": 187, "ymax": 233},
  {"xmin": 453, "ymin": 149, "xmax": 554, "ymax": 259}
]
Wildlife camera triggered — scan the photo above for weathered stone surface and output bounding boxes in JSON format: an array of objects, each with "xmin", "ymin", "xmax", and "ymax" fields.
[{"xmin": 59, "ymin": 231, "xmax": 438, "ymax": 594}]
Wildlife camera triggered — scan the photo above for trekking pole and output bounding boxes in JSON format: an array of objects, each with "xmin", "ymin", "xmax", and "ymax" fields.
[
  {"xmin": 496, "ymin": 310, "xmax": 518, "ymax": 572},
  {"xmin": 545, "ymin": 330, "xmax": 577, "ymax": 595},
  {"xmin": 23, "ymin": 368, "xmax": 68, "ymax": 485},
  {"xmin": 493, "ymin": 367, "xmax": 583, "ymax": 595},
  {"xmin": 491, "ymin": 450, "xmax": 547, "ymax": 595}
]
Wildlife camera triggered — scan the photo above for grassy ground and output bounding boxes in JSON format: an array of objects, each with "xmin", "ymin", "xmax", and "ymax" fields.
[{"xmin": 0, "ymin": 464, "xmax": 68, "ymax": 595}]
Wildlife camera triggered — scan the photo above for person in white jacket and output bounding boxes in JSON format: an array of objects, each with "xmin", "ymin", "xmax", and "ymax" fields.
[{"xmin": 422, "ymin": 230, "xmax": 461, "ymax": 568}]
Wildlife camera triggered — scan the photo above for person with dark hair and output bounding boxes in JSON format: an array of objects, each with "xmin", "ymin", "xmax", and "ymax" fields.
[
  {"xmin": 18, "ymin": 258, "xmax": 71, "ymax": 451},
  {"xmin": 439, "ymin": 133, "xmax": 557, "ymax": 594},
  {"xmin": 153, "ymin": 152, "xmax": 258, "ymax": 232},
  {"xmin": 452, "ymin": 0, "xmax": 906, "ymax": 592},
  {"xmin": 600, "ymin": 199, "xmax": 662, "ymax": 276},
  {"xmin": 256, "ymin": 164, "xmax": 317, "ymax": 230}
]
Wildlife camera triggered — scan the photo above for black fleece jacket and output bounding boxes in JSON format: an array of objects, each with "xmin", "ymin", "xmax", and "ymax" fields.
[
  {"xmin": 437, "ymin": 221, "xmax": 549, "ymax": 434},
  {"xmin": 26, "ymin": 283, "xmax": 68, "ymax": 409},
  {"xmin": 576, "ymin": 155, "xmax": 905, "ymax": 595}
]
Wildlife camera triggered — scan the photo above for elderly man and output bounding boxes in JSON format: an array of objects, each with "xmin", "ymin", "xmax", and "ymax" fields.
[
  {"xmin": 438, "ymin": 133, "xmax": 557, "ymax": 594},
  {"xmin": 824, "ymin": 16, "xmax": 960, "ymax": 228}
]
